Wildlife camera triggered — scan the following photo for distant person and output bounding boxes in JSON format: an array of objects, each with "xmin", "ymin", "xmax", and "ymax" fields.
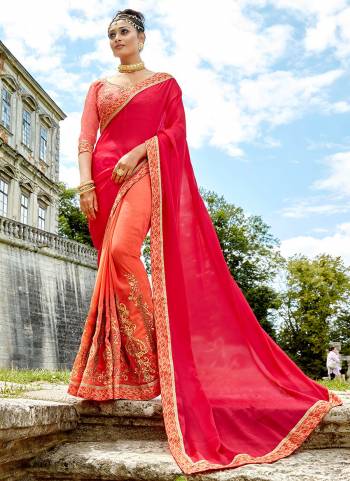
[
  {"xmin": 327, "ymin": 346, "xmax": 341, "ymax": 379},
  {"xmin": 334, "ymin": 347, "xmax": 342, "ymax": 378}
]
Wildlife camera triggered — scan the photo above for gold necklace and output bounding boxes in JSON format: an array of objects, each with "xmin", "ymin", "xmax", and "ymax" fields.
[{"xmin": 118, "ymin": 61, "xmax": 145, "ymax": 73}]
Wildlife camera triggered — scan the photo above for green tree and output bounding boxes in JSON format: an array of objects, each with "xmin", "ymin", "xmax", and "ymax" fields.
[
  {"xmin": 201, "ymin": 189, "xmax": 283, "ymax": 337},
  {"xmin": 57, "ymin": 181, "xmax": 93, "ymax": 246},
  {"xmin": 143, "ymin": 188, "xmax": 283, "ymax": 338},
  {"xmin": 277, "ymin": 254, "xmax": 350, "ymax": 378}
]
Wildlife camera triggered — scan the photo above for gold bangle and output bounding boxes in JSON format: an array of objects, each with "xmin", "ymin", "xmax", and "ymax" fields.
[
  {"xmin": 78, "ymin": 182, "xmax": 95, "ymax": 190},
  {"xmin": 77, "ymin": 182, "xmax": 95, "ymax": 191},
  {"xmin": 78, "ymin": 180, "xmax": 94, "ymax": 189},
  {"xmin": 78, "ymin": 183, "xmax": 95, "ymax": 192},
  {"xmin": 78, "ymin": 188, "xmax": 94, "ymax": 195},
  {"xmin": 78, "ymin": 185, "xmax": 95, "ymax": 196}
]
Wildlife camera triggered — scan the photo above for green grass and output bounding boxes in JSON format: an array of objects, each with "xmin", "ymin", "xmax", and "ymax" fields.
[
  {"xmin": 0, "ymin": 367, "xmax": 71, "ymax": 384},
  {"xmin": 0, "ymin": 368, "xmax": 71, "ymax": 398},
  {"xmin": 0, "ymin": 368, "xmax": 348, "ymax": 399},
  {"xmin": 316, "ymin": 378, "xmax": 350, "ymax": 391},
  {"xmin": 0, "ymin": 383, "xmax": 29, "ymax": 398}
]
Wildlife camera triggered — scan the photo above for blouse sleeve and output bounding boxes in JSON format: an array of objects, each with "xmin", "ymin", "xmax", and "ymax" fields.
[{"xmin": 78, "ymin": 81, "xmax": 100, "ymax": 155}]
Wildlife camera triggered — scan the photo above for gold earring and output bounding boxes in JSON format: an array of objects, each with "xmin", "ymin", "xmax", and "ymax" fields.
[{"xmin": 138, "ymin": 43, "xmax": 144, "ymax": 51}]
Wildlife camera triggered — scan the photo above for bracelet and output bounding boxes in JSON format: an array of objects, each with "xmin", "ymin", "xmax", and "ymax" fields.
[
  {"xmin": 77, "ymin": 180, "xmax": 95, "ymax": 193},
  {"xmin": 77, "ymin": 179, "xmax": 94, "ymax": 189},
  {"xmin": 78, "ymin": 185, "xmax": 96, "ymax": 196},
  {"xmin": 78, "ymin": 182, "xmax": 95, "ymax": 191},
  {"xmin": 77, "ymin": 180, "xmax": 95, "ymax": 192}
]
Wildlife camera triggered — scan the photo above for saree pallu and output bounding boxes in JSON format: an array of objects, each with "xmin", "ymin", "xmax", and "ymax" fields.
[{"xmin": 67, "ymin": 73, "xmax": 343, "ymax": 475}]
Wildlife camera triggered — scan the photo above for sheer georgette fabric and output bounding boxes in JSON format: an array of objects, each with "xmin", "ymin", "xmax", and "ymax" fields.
[{"xmin": 67, "ymin": 72, "xmax": 343, "ymax": 475}]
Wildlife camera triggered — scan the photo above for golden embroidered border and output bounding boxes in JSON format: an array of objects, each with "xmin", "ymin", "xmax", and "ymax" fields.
[
  {"xmin": 69, "ymin": 378, "xmax": 159, "ymax": 390},
  {"xmin": 100, "ymin": 72, "xmax": 173, "ymax": 132},
  {"xmin": 78, "ymin": 139, "xmax": 94, "ymax": 155},
  {"xmin": 145, "ymin": 134, "xmax": 344, "ymax": 474},
  {"xmin": 109, "ymin": 160, "xmax": 149, "ymax": 217},
  {"xmin": 67, "ymin": 159, "xmax": 161, "ymax": 401}
]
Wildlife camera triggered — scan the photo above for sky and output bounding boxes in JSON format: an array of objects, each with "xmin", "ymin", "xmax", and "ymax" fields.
[{"xmin": 1, "ymin": 0, "xmax": 350, "ymax": 266}]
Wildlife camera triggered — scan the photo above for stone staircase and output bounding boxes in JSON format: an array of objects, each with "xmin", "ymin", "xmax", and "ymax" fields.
[{"xmin": 0, "ymin": 384, "xmax": 349, "ymax": 480}]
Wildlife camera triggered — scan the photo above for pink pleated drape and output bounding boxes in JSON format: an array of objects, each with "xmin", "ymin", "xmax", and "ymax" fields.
[{"xmin": 68, "ymin": 73, "xmax": 343, "ymax": 475}]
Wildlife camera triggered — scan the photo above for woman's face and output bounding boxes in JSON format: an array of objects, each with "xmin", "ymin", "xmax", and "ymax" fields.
[{"xmin": 108, "ymin": 19, "xmax": 143, "ymax": 58}]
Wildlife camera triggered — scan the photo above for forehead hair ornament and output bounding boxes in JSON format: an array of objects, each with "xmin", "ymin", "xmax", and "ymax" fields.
[{"xmin": 111, "ymin": 13, "xmax": 145, "ymax": 32}]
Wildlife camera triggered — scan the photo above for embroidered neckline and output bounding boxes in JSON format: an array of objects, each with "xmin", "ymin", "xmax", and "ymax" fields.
[
  {"xmin": 98, "ymin": 72, "xmax": 173, "ymax": 133},
  {"xmin": 102, "ymin": 72, "xmax": 160, "ymax": 90}
]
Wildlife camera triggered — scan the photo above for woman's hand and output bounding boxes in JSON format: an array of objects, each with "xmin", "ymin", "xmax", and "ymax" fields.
[
  {"xmin": 80, "ymin": 189, "xmax": 98, "ymax": 220},
  {"xmin": 111, "ymin": 148, "xmax": 144, "ymax": 184}
]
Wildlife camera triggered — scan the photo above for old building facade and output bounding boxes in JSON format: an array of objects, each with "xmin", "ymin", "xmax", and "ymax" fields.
[
  {"xmin": 0, "ymin": 40, "xmax": 66, "ymax": 233},
  {"xmin": 0, "ymin": 41, "xmax": 98, "ymax": 370}
]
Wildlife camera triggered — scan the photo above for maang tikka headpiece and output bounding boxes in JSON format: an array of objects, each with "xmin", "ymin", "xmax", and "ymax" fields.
[{"xmin": 110, "ymin": 13, "xmax": 145, "ymax": 32}]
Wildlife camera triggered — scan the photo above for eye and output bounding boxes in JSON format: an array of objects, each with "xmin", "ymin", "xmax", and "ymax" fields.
[{"xmin": 121, "ymin": 28, "xmax": 129, "ymax": 34}]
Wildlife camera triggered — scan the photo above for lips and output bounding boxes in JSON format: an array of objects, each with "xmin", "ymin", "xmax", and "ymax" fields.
[{"xmin": 115, "ymin": 45, "xmax": 124, "ymax": 48}]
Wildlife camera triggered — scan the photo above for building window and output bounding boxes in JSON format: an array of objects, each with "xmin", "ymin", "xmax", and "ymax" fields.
[
  {"xmin": 0, "ymin": 178, "xmax": 9, "ymax": 216},
  {"xmin": 38, "ymin": 205, "xmax": 46, "ymax": 230},
  {"xmin": 1, "ymin": 87, "xmax": 11, "ymax": 129},
  {"xmin": 20, "ymin": 193, "xmax": 29, "ymax": 224},
  {"xmin": 22, "ymin": 109, "xmax": 31, "ymax": 147},
  {"xmin": 39, "ymin": 125, "xmax": 48, "ymax": 161}
]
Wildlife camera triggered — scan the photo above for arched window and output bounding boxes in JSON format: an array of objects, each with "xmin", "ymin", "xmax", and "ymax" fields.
[
  {"xmin": 0, "ymin": 164, "xmax": 15, "ymax": 217},
  {"xmin": 22, "ymin": 108, "xmax": 31, "ymax": 147},
  {"xmin": 0, "ymin": 74, "xmax": 18, "ymax": 132},
  {"xmin": 38, "ymin": 204, "xmax": 46, "ymax": 230},
  {"xmin": 19, "ymin": 180, "xmax": 33, "ymax": 225},
  {"xmin": 1, "ymin": 87, "xmax": 11, "ymax": 129},
  {"xmin": 39, "ymin": 114, "xmax": 53, "ymax": 164},
  {"xmin": 21, "ymin": 94, "xmax": 38, "ymax": 151},
  {"xmin": 0, "ymin": 177, "xmax": 9, "ymax": 216},
  {"xmin": 39, "ymin": 125, "xmax": 48, "ymax": 161},
  {"xmin": 37, "ymin": 192, "xmax": 51, "ymax": 231},
  {"xmin": 20, "ymin": 192, "xmax": 29, "ymax": 224}
]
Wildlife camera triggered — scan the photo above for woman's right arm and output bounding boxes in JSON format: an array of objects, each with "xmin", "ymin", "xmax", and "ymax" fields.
[
  {"xmin": 78, "ymin": 151, "xmax": 93, "ymax": 183},
  {"xmin": 77, "ymin": 81, "xmax": 100, "ymax": 219}
]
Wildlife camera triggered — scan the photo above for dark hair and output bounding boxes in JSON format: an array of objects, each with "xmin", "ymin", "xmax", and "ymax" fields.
[
  {"xmin": 329, "ymin": 346, "xmax": 335, "ymax": 351},
  {"xmin": 108, "ymin": 8, "xmax": 145, "ymax": 34}
]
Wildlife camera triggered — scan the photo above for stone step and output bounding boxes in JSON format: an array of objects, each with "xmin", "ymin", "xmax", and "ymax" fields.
[
  {"xmin": 18, "ymin": 385, "xmax": 350, "ymax": 449},
  {"xmin": 1, "ymin": 386, "xmax": 350, "ymax": 480},
  {"xmin": 27, "ymin": 440, "xmax": 350, "ymax": 481},
  {"xmin": 303, "ymin": 394, "xmax": 350, "ymax": 450},
  {"xmin": 72, "ymin": 395, "xmax": 167, "ymax": 443},
  {"xmin": 73, "ymin": 400, "xmax": 350, "ymax": 451}
]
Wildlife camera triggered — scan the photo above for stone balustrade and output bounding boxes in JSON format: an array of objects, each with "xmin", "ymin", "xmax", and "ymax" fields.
[{"xmin": 0, "ymin": 214, "xmax": 97, "ymax": 268}]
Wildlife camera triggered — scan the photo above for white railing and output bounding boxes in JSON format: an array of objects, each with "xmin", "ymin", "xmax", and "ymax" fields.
[{"xmin": 0, "ymin": 215, "xmax": 97, "ymax": 266}]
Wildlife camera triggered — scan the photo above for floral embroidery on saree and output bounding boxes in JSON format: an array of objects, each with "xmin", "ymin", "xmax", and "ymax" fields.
[
  {"xmin": 78, "ymin": 139, "xmax": 94, "ymax": 155},
  {"xmin": 125, "ymin": 271, "xmax": 157, "ymax": 352},
  {"xmin": 67, "ymin": 158, "xmax": 160, "ymax": 400},
  {"xmin": 116, "ymin": 297, "xmax": 158, "ymax": 384}
]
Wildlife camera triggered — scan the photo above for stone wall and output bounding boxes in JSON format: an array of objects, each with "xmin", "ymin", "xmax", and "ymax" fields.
[{"xmin": 0, "ymin": 215, "xmax": 98, "ymax": 370}]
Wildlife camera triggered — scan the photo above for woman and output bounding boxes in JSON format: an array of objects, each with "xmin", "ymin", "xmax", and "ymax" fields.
[
  {"xmin": 327, "ymin": 346, "xmax": 342, "ymax": 380},
  {"xmin": 67, "ymin": 8, "xmax": 343, "ymax": 475}
]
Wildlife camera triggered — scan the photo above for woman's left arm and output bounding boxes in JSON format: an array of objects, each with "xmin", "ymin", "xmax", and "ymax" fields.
[
  {"xmin": 131, "ymin": 142, "xmax": 147, "ymax": 161},
  {"xmin": 111, "ymin": 141, "xmax": 148, "ymax": 183}
]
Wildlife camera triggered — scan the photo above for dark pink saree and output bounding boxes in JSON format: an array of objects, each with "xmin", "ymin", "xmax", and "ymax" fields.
[{"xmin": 68, "ymin": 72, "xmax": 343, "ymax": 474}]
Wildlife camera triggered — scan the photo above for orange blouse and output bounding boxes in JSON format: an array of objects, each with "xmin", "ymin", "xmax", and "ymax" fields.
[{"xmin": 78, "ymin": 72, "xmax": 173, "ymax": 155}]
